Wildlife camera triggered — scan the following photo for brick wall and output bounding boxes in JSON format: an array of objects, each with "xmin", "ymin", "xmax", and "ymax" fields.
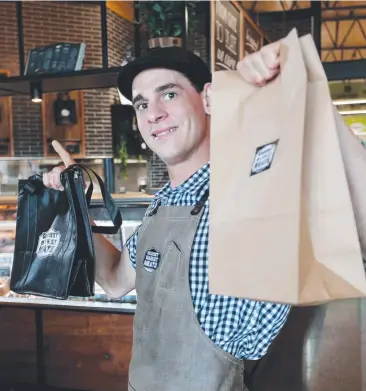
[
  {"xmin": 12, "ymin": 95, "xmax": 43, "ymax": 156},
  {"xmin": 107, "ymin": 8, "xmax": 135, "ymax": 68},
  {"xmin": 19, "ymin": 1, "xmax": 102, "ymax": 157},
  {"xmin": 0, "ymin": 2, "xmax": 19, "ymax": 77},
  {"xmin": 83, "ymin": 88, "xmax": 115, "ymax": 157},
  {"xmin": 0, "ymin": 1, "xmax": 134, "ymax": 157}
]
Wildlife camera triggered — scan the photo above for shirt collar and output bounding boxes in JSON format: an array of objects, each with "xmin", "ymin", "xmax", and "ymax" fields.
[{"xmin": 155, "ymin": 162, "xmax": 210, "ymax": 199}]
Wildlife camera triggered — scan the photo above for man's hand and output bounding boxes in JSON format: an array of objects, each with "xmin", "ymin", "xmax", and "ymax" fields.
[
  {"xmin": 42, "ymin": 140, "xmax": 75, "ymax": 191},
  {"xmin": 237, "ymin": 40, "xmax": 281, "ymax": 86}
]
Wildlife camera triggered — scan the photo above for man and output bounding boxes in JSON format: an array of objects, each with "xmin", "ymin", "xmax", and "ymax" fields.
[{"xmin": 43, "ymin": 40, "xmax": 366, "ymax": 390}]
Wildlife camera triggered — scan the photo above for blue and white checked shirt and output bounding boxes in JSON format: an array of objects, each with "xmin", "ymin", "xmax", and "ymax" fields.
[{"xmin": 126, "ymin": 163, "xmax": 291, "ymax": 360}]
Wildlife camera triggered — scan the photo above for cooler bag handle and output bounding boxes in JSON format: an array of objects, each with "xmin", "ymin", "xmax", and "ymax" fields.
[{"xmin": 63, "ymin": 164, "xmax": 122, "ymax": 235}]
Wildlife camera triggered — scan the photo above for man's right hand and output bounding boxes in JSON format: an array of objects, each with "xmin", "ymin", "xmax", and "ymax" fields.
[
  {"xmin": 43, "ymin": 143, "xmax": 136, "ymax": 297},
  {"xmin": 42, "ymin": 140, "xmax": 75, "ymax": 191}
]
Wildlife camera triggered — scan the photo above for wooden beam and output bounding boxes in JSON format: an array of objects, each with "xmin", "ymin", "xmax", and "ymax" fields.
[
  {"xmin": 0, "ymin": 69, "xmax": 13, "ymax": 157},
  {"xmin": 233, "ymin": 0, "xmax": 269, "ymax": 40},
  {"xmin": 106, "ymin": 1, "xmax": 134, "ymax": 23}
]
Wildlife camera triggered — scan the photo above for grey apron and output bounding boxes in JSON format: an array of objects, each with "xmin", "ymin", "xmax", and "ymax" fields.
[{"xmin": 128, "ymin": 190, "xmax": 246, "ymax": 391}]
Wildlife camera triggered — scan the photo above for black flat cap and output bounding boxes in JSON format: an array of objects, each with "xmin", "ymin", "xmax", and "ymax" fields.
[{"xmin": 117, "ymin": 46, "xmax": 212, "ymax": 101}]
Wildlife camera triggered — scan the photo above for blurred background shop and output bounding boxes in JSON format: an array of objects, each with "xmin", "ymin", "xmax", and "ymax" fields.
[{"xmin": 0, "ymin": 1, "xmax": 365, "ymax": 391}]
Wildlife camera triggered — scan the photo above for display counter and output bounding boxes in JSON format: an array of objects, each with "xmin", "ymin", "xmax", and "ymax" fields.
[
  {"xmin": 0, "ymin": 192, "xmax": 154, "ymax": 308},
  {"xmin": 0, "ymin": 193, "xmax": 153, "ymax": 391}
]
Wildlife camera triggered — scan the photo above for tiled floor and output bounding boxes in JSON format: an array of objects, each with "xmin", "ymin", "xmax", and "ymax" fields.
[{"xmin": 246, "ymin": 299, "xmax": 366, "ymax": 391}]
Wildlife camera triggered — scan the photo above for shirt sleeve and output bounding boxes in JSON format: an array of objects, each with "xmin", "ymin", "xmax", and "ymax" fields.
[
  {"xmin": 243, "ymin": 302, "xmax": 291, "ymax": 360},
  {"xmin": 125, "ymin": 227, "xmax": 139, "ymax": 269}
]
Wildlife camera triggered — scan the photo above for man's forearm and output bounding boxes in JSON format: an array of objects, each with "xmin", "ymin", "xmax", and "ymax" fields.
[
  {"xmin": 90, "ymin": 218, "xmax": 136, "ymax": 297},
  {"xmin": 336, "ymin": 112, "xmax": 366, "ymax": 259},
  {"xmin": 92, "ymin": 230, "xmax": 121, "ymax": 291}
]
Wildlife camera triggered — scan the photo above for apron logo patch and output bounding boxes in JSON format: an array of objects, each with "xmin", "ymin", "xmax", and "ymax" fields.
[
  {"xmin": 250, "ymin": 140, "xmax": 279, "ymax": 176},
  {"xmin": 142, "ymin": 249, "xmax": 160, "ymax": 272},
  {"xmin": 36, "ymin": 228, "xmax": 61, "ymax": 258}
]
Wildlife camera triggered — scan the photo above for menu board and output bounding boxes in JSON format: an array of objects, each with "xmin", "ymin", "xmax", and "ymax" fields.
[
  {"xmin": 212, "ymin": 0, "xmax": 241, "ymax": 71},
  {"xmin": 24, "ymin": 43, "xmax": 86, "ymax": 76},
  {"xmin": 244, "ymin": 21, "xmax": 262, "ymax": 56}
]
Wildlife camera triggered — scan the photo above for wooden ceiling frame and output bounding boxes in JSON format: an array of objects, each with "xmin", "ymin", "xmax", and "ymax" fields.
[
  {"xmin": 323, "ymin": 3, "xmax": 366, "ymax": 11},
  {"xmin": 242, "ymin": 1, "xmax": 366, "ymax": 13},
  {"xmin": 322, "ymin": 17, "xmax": 366, "ymax": 61},
  {"xmin": 244, "ymin": 1, "xmax": 366, "ymax": 63},
  {"xmin": 324, "ymin": 1, "xmax": 339, "ymax": 9}
]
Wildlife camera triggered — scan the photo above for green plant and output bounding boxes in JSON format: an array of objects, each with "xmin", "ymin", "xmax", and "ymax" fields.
[
  {"xmin": 119, "ymin": 141, "xmax": 129, "ymax": 180},
  {"xmin": 135, "ymin": 1, "xmax": 198, "ymax": 38}
]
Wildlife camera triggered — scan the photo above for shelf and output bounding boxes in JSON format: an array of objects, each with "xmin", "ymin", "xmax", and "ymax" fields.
[
  {"xmin": 0, "ymin": 192, "xmax": 154, "ymax": 205},
  {"xmin": 0, "ymin": 297, "xmax": 136, "ymax": 313},
  {"xmin": 0, "ymin": 67, "xmax": 123, "ymax": 97}
]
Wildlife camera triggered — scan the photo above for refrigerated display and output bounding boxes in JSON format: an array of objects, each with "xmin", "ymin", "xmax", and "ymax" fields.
[{"xmin": 0, "ymin": 194, "xmax": 152, "ymax": 309}]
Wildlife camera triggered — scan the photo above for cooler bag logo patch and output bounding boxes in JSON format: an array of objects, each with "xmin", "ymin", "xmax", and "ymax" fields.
[
  {"xmin": 36, "ymin": 228, "xmax": 61, "ymax": 258},
  {"xmin": 142, "ymin": 249, "xmax": 160, "ymax": 272},
  {"xmin": 251, "ymin": 140, "xmax": 279, "ymax": 176}
]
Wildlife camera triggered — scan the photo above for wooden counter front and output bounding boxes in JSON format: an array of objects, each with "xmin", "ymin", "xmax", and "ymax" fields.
[
  {"xmin": 0, "ymin": 308, "xmax": 37, "ymax": 384},
  {"xmin": 0, "ymin": 305, "xmax": 134, "ymax": 391},
  {"xmin": 43, "ymin": 310, "xmax": 133, "ymax": 391}
]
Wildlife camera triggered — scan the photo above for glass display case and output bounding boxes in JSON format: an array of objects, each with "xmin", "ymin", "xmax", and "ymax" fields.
[
  {"xmin": 0, "ymin": 156, "xmax": 149, "ymax": 196},
  {"xmin": 0, "ymin": 189, "xmax": 153, "ymax": 311}
]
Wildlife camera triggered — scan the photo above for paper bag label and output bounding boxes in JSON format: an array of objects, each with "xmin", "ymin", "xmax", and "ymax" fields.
[
  {"xmin": 250, "ymin": 140, "xmax": 279, "ymax": 176},
  {"xmin": 142, "ymin": 248, "xmax": 160, "ymax": 272}
]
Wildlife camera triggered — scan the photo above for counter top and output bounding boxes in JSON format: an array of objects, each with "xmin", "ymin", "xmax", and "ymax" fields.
[
  {"xmin": 0, "ymin": 192, "xmax": 155, "ymax": 205},
  {"xmin": 0, "ymin": 296, "xmax": 136, "ymax": 313}
]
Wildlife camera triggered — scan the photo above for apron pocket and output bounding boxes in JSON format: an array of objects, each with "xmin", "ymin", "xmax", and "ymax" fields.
[{"xmin": 158, "ymin": 241, "xmax": 181, "ymax": 290}]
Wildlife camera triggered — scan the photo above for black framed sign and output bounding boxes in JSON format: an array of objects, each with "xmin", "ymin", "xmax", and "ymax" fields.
[
  {"xmin": 211, "ymin": 0, "xmax": 241, "ymax": 71},
  {"xmin": 24, "ymin": 43, "xmax": 86, "ymax": 76},
  {"xmin": 244, "ymin": 21, "xmax": 262, "ymax": 56}
]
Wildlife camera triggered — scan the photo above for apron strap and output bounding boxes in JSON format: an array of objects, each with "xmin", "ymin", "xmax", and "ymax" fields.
[
  {"xmin": 147, "ymin": 199, "xmax": 162, "ymax": 217},
  {"xmin": 148, "ymin": 188, "xmax": 209, "ymax": 217},
  {"xmin": 190, "ymin": 189, "xmax": 209, "ymax": 215}
]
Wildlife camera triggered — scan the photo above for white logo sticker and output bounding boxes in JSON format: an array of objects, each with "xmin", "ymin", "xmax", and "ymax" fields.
[
  {"xmin": 142, "ymin": 249, "xmax": 160, "ymax": 272},
  {"xmin": 251, "ymin": 140, "xmax": 279, "ymax": 176},
  {"xmin": 36, "ymin": 228, "xmax": 61, "ymax": 258}
]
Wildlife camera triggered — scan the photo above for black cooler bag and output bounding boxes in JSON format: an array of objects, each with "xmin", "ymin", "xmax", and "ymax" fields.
[{"xmin": 10, "ymin": 164, "xmax": 122, "ymax": 300}]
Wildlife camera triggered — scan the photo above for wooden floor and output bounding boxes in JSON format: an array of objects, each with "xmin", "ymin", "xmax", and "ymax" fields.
[{"xmin": 247, "ymin": 298, "xmax": 366, "ymax": 391}]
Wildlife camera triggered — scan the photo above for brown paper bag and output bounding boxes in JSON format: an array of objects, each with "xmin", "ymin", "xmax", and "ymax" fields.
[{"xmin": 209, "ymin": 29, "xmax": 366, "ymax": 305}]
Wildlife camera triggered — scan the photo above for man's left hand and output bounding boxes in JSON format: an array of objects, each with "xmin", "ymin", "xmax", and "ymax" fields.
[{"xmin": 236, "ymin": 40, "xmax": 281, "ymax": 86}]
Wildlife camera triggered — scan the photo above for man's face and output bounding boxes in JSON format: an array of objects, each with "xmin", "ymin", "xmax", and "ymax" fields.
[{"xmin": 131, "ymin": 68, "xmax": 210, "ymax": 166}]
